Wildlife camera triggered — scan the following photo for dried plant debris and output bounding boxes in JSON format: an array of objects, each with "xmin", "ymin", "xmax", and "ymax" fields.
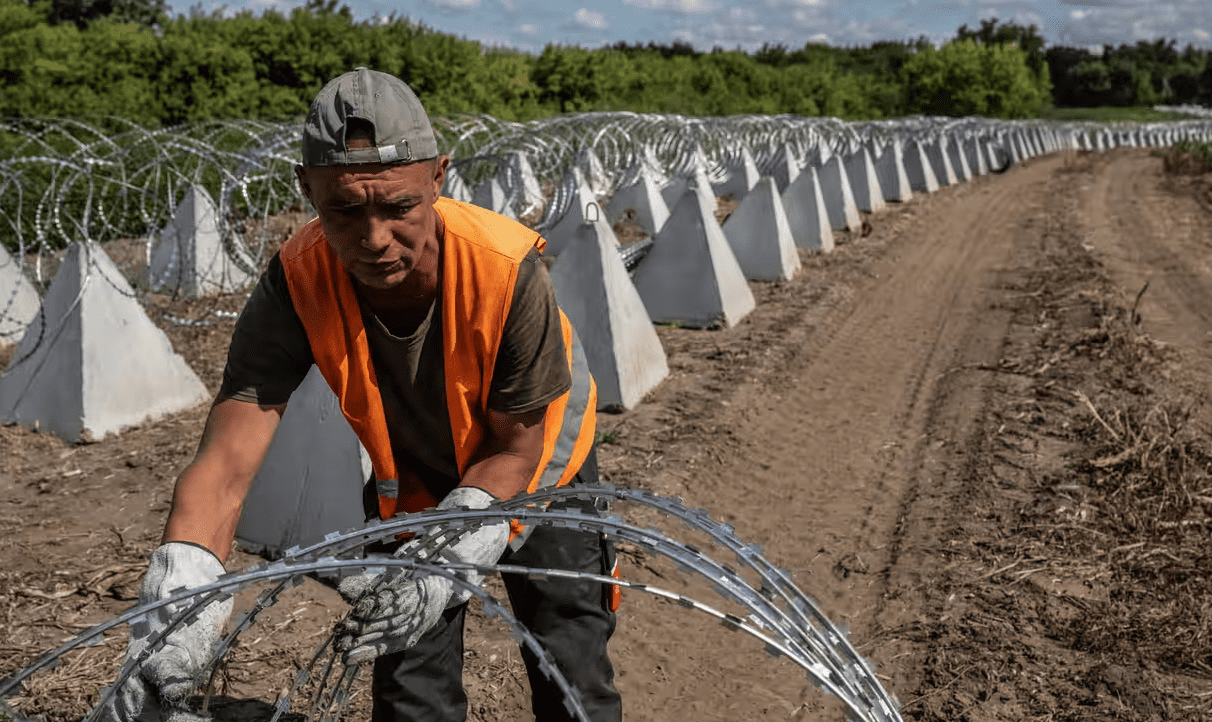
[{"xmin": 900, "ymin": 171, "xmax": 1212, "ymax": 721}]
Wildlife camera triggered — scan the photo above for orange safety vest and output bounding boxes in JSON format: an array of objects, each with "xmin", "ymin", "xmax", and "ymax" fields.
[{"xmin": 280, "ymin": 198, "xmax": 597, "ymax": 528}]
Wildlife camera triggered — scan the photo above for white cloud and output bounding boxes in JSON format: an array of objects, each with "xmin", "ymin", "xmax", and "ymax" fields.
[
  {"xmin": 725, "ymin": 6, "xmax": 759, "ymax": 21},
  {"xmin": 1056, "ymin": 0, "xmax": 1151, "ymax": 6},
  {"xmin": 1055, "ymin": 2, "xmax": 1212, "ymax": 49},
  {"xmin": 622, "ymin": 0, "xmax": 717, "ymax": 14},
  {"xmin": 496, "ymin": 0, "xmax": 516, "ymax": 9},
  {"xmin": 516, "ymin": 22, "xmax": 540, "ymax": 35},
  {"xmin": 572, "ymin": 7, "xmax": 609, "ymax": 30},
  {"xmin": 422, "ymin": 0, "xmax": 480, "ymax": 11}
]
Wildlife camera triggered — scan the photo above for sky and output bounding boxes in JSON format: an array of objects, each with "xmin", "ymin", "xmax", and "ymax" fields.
[{"xmin": 175, "ymin": 0, "xmax": 1212, "ymax": 55}]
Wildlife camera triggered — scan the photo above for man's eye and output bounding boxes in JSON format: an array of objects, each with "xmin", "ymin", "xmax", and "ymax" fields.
[{"xmin": 334, "ymin": 206, "xmax": 361, "ymax": 217}]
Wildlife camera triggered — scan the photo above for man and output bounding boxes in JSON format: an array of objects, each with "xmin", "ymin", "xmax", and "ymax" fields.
[{"xmin": 97, "ymin": 67, "xmax": 622, "ymax": 722}]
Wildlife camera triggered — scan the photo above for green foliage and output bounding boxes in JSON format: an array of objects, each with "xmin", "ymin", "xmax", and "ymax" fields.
[
  {"xmin": 0, "ymin": 0, "xmax": 1210, "ymax": 125},
  {"xmin": 1048, "ymin": 39, "xmax": 1211, "ymax": 108},
  {"xmin": 901, "ymin": 40, "xmax": 1048, "ymax": 118},
  {"xmin": 956, "ymin": 18, "xmax": 1048, "ymax": 86}
]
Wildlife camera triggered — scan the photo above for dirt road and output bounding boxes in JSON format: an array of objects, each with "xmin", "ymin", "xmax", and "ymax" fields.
[
  {"xmin": 599, "ymin": 153, "xmax": 1063, "ymax": 719},
  {"xmin": 3, "ymin": 147, "xmax": 1211, "ymax": 722}
]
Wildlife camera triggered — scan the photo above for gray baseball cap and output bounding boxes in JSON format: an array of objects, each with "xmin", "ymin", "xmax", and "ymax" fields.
[{"xmin": 301, "ymin": 67, "xmax": 439, "ymax": 167}]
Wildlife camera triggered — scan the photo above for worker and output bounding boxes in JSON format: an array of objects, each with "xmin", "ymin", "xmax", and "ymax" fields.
[{"xmin": 95, "ymin": 67, "xmax": 622, "ymax": 722}]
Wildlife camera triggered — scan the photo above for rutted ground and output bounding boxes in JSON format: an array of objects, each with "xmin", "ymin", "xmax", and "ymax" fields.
[{"xmin": 3, "ymin": 148, "xmax": 1211, "ymax": 722}]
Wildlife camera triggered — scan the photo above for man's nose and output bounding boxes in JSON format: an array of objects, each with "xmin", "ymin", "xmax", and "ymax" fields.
[{"xmin": 361, "ymin": 215, "xmax": 392, "ymax": 252}]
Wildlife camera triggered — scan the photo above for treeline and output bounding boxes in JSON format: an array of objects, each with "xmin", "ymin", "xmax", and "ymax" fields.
[
  {"xmin": 0, "ymin": 0, "xmax": 1055, "ymax": 124},
  {"xmin": 0, "ymin": 0, "xmax": 1202, "ymax": 126},
  {"xmin": 1047, "ymin": 39, "xmax": 1212, "ymax": 108}
]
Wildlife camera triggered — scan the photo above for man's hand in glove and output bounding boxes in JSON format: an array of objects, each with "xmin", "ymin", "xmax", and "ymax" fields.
[
  {"xmin": 335, "ymin": 486, "xmax": 510, "ymax": 664},
  {"xmin": 93, "ymin": 542, "xmax": 232, "ymax": 722}
]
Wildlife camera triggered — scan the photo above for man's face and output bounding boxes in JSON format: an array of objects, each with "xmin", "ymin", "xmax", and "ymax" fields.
[{"xmin": 296, "ymin": 156, "xmax": 448, "ymax": 291}]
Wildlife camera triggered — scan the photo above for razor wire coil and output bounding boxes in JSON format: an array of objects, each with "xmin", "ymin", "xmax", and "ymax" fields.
[{"xmin": 2, "ymin": 485, "xmax": 904, "ymax": 722}]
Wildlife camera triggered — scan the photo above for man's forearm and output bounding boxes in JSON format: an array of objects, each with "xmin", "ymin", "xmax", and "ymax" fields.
[
  {"xmin": 161, "ymin": 458, "xmax": 252, "ymax": 562},
  {"xmin": 458, "ymin": 448, "xmax": 539, "ymax": 501},
  {"xmin": 161, "ymin": 396, "xmax": 285, "ymax": 562},
  {"xmin": 458, "ymin": 406, "xmax": 548, "ymax": 501}
]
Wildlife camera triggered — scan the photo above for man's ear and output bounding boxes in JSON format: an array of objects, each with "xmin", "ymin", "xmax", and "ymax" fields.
[
  {"xmin": 294, "ymin": 164, "xmax": 313, "ymax": 206},
  {"xmin": 432, "ymin": 156, "xmax": 450, "ymax": 196}
]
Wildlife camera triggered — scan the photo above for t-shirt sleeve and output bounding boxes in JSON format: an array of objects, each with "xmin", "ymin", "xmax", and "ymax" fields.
[
  {"xmin": 219, "ymin": 252, "xmax": 314, "ymax": 406},
  {"xmin": 488, "ymin": 247, "xmax": 572, "ymax": 413}
]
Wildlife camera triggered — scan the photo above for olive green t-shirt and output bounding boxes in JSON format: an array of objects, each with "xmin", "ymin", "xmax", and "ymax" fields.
[{"xmin": 219, "ymin": 246, "xmax": 571, "ymax": 500}]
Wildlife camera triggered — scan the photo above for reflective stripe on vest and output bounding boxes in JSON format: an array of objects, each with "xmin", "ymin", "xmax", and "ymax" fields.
[{"xmin": 279, "ymin": 198, "xmax": 596, "ymax": 521}]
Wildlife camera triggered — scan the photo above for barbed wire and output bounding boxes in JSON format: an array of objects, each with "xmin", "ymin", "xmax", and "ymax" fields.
[
  {"xmin": 1, "ymin": 486, "xmax": 903, "ymax": 722},
  {"xmin": 1, "ymin": 113, "xmax": 1210, "ymax": 363}
]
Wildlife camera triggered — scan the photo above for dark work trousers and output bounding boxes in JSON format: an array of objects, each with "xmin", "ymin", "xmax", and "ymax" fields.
[{"xmin": 371, "ymin": 447, "xmax": 623, "ymax": 722}]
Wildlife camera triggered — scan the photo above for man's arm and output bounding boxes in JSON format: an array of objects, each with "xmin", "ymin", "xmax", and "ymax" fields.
[
  {"xmin": 161, "ymin": 396, "xmax": 285, "ymax": 562},
  {"xmin": 457, "ymin": 406, "xmax": 547, "ymax": 501}
]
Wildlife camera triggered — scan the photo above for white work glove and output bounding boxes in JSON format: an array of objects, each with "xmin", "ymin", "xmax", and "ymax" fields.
[
  {"xmin": 335, "ymin": 486, "xmax": 510, "ymax": 664},
  {"xmin": 93, "ymin": 542, "xmax": 232, "ymax": 722}
]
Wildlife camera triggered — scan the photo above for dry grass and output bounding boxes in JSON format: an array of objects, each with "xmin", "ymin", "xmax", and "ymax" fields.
[
  {"xmin": 1157, "ymin": 141, "xmax": 1212, "ymax": 176},
  {"xmin": 904, "ymin": 168, "xmax": 1212, "ymax": 720}
]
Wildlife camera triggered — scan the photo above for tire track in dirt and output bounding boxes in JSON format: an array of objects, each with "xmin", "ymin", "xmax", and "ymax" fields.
[
  {"xmin": 1081, "ymin": 151, "xmax": 1212, "ymax": 364},
  {"xmin": 609, "ymin": 156, "xmax": 1066, "ymax": 720}
]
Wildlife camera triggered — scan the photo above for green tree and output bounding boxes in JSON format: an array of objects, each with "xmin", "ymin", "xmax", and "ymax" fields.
[
  {"xmin": 901, "ymin": 39, "xmax": 1047, "ymax": 118},
  {"xmin": 531, "ymin": 46, "xmax": 604, "ymax": 113}
]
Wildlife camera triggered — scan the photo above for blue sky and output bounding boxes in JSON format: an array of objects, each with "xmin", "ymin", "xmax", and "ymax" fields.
[{"xmin": 180, "ymin": 0, "xmax": 1212, "ymax": 54}]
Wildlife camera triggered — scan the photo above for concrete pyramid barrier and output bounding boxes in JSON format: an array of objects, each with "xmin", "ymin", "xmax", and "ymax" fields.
[
  {"xmin": 0, "ymin": 243, "xmax": 40, "ymax": 345},
  {"xmin": 550, "ymin": 213, "xmax": 668, "ymax": 410},
  {"xmin": 818, "ymin": 153, "xmax": 862, "ymax": 233},
  {"xmin": 988, "ymin": 138, "xmax": 1008, "ymax": 169},
  {"xmin": 903, "ymin": 140, "xmax": 940, "ymax": 194},
  {"xmin": 633, "ymin": 179, "xmax": 756, "ymax": 329},
  {"xmin": 722, "ymin": 177, "xmax": 800, "ymax": 281},
  {"xmin": 442, "ymin": 164, "xmax": 473, "ymax": 203},
  {"xmin": 964, "ymin": 138, "xmax": 989, "ymax": 176},
  {"xmin": 844, "ymin": 147, "xmax": 886, "ymax": 214},
  {"xmin": 236, "ymin": 364, "xmax": 372, "ymax": 558},
  {"xmin": 0, "ymin": 242, "xmax": 209, "ymax": 441},
  {"xmin": 946, "ymin": 135, "xmax": 971, "ymax": 182},
  {"xmin": 607, "ymin": 166, "xmax": 670, "ymax": 236},
  {"xmin": 771, "ymin": 144, "xmax": 801, "ymax": 193},
  {"xmin": 713, "ymin": 146, "xmax": 761, "ymax": 202},
  {"xmin": 544, "ymin": 183, "xmax": 614, "ymax": 257},
  {"xmin": 472, "ymin": 177, "xmax": 517, "ymax": 220},
  {"xmin": 144, "ymin": 185, "xmax": 257, "ymax": 298},
  {"xmin": 577, "ymin": 147, "xmax": 611, "ymax": 198},
  {"xmin": 501, "ymin": 151, "xmax": 544, "ymax": 216},
  {"xmin": 1001, "ymin": 133, "xmax": 1021, "ymax": 165},
  {"xmin": 870, "ymin": 139, "xmax": 913, "ymax": 203},
  {"xmin": 781, "ymin": 166, "xmax": 834, "ymax": 252},
  {"xmin": 660, "ymin": 145, "xmax": 713, "ymax": 210},
  {"xmin": 1011, "ymin": 132, "xmax": 1029, "ymax": 161},
  {"xmin": 924, "ymin": 137, "xmax": 958, "ymax": 186}
]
